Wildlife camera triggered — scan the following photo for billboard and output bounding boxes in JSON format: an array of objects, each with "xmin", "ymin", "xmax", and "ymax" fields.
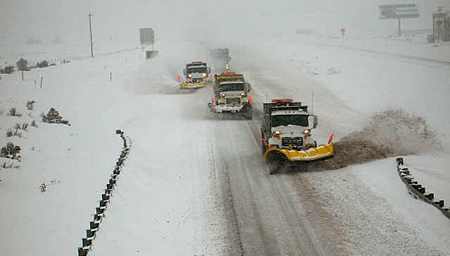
[
  {"xmin": 379, "ymin": 4, "xmax": 419, "ymax": 19},
  {"xmin": 139, "ymin": 28, "xmax": 154, "ymax": 45}
]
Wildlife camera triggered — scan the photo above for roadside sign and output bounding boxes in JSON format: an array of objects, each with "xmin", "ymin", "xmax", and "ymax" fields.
[
  {"xmin": 139, "ymin": 28, "xmax": 154, "ymax": 46},
  {"xmin": 379, "ymin": 4, "xmax": 419, "ymax": 36},
  {"xmin": 379, "ymin": 4, "xmax": 419, "ymax": 19}
]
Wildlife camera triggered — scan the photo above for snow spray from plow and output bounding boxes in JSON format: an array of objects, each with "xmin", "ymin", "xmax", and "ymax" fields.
[
  {"xmin": 291, "ymin": 109, "xmax": 442, "ymax": 172},
  {"xmin": 77, "ymin": 130, "xmax": 131, "ymax": 256}
]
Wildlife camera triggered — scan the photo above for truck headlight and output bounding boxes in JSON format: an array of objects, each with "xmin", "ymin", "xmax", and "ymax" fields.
[
  {"xmin": 220, "ymin": 92, "xmax": 226, "ymax": 98},
  {"xmin": 272, "ymin": 130, "xmax": 281, "ymax": 136},
  {"xmin": 202, "ymin": 73, "xmax": 207, "ymax": 78},
  {"xmin": 188, "ymin": 74, "xmax": 192, "ymax": 78},
  {"xmin": 240, "ymin": 92, "xmax": 247, "ymax": 97},
  {"xmin": 303, "ymin": 129, "xmax": 311, "ymax": 137}
]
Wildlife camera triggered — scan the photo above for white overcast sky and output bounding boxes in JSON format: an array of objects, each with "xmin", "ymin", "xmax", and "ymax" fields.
[{"xmin": 1, "ymin": 0, "xmax": 449, "ymax": 45}]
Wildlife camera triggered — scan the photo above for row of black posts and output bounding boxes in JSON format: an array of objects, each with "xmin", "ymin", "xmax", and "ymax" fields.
[
  {"xmin": 396, "ymin": 157, "xmax": 450, "ymax": 220},
  {"xmin": 78, "ymin": 130, "xmax": 130, "ymax": 256}
]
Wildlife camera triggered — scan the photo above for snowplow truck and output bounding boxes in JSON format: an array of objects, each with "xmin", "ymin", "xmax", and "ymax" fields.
[
  {"xmin": 261, "ymin": 99, "xmax": 334, "ymax": 174},
  {"xmin": 180, "ymin": 61, "xmax": 211, "ymax": 89},
  {"xmin": 208, "ymin": 72, "xmax": 253, "ymax": 119},
  {"xmin": 209, "ymin": 48, "xmax": 231, "ymax": 72}
]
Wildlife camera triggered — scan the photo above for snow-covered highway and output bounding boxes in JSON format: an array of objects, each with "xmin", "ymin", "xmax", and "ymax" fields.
[{"xmin": 1, "ymin": 33, "xmax": 450, "ymax": 256}]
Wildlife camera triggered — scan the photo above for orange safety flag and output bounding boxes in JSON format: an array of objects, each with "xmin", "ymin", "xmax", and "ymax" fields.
[
  {"xmin": 249, "ymin": 96, "xmax": 254, "ymax": 105},
  {"xmin": 327, "ymin": 133, "xmax": 334, "ymax": 144},
  {"xmin": 211, "ymin": 97, "xmax": 215, "ymax": 104},
  {"xmin": 177, "ymin": 75, "xmax": 181, "ymax": 82}
]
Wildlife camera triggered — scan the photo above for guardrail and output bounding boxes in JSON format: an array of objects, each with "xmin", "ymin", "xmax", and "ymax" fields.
[
  {"xmin": 396, "ymin": 157, "xmax": 450, "ymax": 220},
  {"xmin": 77, "ymin": 129, "xmax": 131, "ymax": 256}
]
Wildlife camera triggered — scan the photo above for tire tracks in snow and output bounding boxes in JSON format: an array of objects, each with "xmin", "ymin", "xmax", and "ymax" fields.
[
  {"xmin": 245, "ymin": 117, "xmax": 334, "ymax": 256},
  {"xmin": 206, "ymin": 127, "xmax": 244, "ymax": 256},
  {"xmin": 209, "ymin": 120, "xmax": 276, "ymax": 255},
  {"xmin": 208, "ymin": 116, "xmax": 330, "ymax": 255},
  {"xmin": 208, "ymin": 122, "xmax": 277, "ymax": 255}
]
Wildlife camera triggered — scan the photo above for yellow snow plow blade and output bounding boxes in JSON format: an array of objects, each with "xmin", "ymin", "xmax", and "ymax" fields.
[
  {"xmin": 264, "ymin": 143, "xmax": 335, "ymax": 162},
  {"xmin": 180, "ymin": 81, "xmax": 208, "ymax": 89}
]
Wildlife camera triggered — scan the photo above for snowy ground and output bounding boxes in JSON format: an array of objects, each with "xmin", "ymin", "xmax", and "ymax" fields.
[
  {"xmin": 1, "ymin": 31, "xmax": 450, "ymax": 255},
  {"xmin": 230, "ymin": 33, "xmax": 450, "ymax": 255}
]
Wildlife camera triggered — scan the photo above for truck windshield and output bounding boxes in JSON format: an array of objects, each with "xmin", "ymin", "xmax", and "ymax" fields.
[
  {"xmin": 219, "ymin": 83, "xmax": 245, "ymax": 92},
  {"xmin": 187, "ymin": 67, "xmax": 207, "ymax": 74},
  {"xmin": 272, "ymin": 115, "xmax": 309, "ymax": 127}
]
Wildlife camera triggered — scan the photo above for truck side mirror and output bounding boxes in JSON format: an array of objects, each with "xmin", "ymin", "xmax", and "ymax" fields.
[
  {"xmin": 183, "ymin": 69, "xmax": 186, "ymax": 75},
  {"xmin": 208, "ymin": 67, "xmax": 211, "ymax": 74},
  {"xmin": 308, "ymin": 115, "xmax": 318, "ymax": 129},
  {"xmin": 313, "ymin": 115, "xmax": 318, "ymax": 129},
  {"xmin": 247, "ymin": 83, "xmax": 251, "ymax": 91}
]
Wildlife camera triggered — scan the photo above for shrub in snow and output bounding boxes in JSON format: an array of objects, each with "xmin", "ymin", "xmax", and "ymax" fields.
[
  {"xmin": 0, "ymin": 142, "xmax": 21, "ymax": 160},
  {"xmin": 8, "ymin": 107, "xmax": 22, "ymax": 117},
  {"xmin": 6, "ymin": 129, "xmax": 22, "ymax": 138},
  {"xmin": 0, "ymin": 65, "xmax": 15, "ymax": 74},
  {"xmin": 42, "ymin": 108, "xmax": 70, "ymax": 126},
  {"xmin": 31, "ymin": 120, "xmax": 38, "ymax": 128},
  {"xmin": 2, "ymin": 162, "xmax": 15, "ymax": 169},
  {"xmin": 14, "ymin": 123, "xmax": 28, "ymax": 131},
  {"xmin": 26, "ymin": 100, "xmax": 36, "ymax": 110},
  {"xmin": 16, "ymin": 58, "xmax": 30, "ymax": 71},
  {"xmin": 39, "ymin": 182, "xmax": 47, "ymax": 192},
  {"xmin": 36, "ymin": 60, "xmax": 49, "ymax": 68}
]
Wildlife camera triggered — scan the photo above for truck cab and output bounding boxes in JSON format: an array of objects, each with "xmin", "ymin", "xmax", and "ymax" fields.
[
  {"xmin": 262, "ymin": 99, "xmax": 318, "ymax": 152},
  {"xmin": 183, "ymin": 61, "xmax": 211, "ymax": 84},
  {"xmin": 209, "ymin": 48, "xmax": 231, "ymax": 72},
  {"xmin": 209, "ymin": 72, "xmax": 253, "ymax": 119}
]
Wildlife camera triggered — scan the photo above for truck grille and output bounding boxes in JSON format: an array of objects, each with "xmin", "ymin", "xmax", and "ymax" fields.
[
  {"xmin": 192, "ymin": 78, "xmax": 203, "ymax": 83},
  {"xmin": 281, "ymin": 137, "xmax": 303, "ymax": 148},
  {"xmin": 226, "ymin": 98, "xmax": 241, "ymax": 105}
]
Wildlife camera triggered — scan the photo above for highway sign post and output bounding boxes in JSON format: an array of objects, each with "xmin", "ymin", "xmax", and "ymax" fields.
[
  {"xmin": 139, "ymin": 28, "xmax": 158, "ymax": 59},
  {"xmin": 139, "ymin": 28, "xmax": 155, "ymax": 50},
  {"xmin": 379, "ymin": 4, "xmax": 419, "ymax": 36}
]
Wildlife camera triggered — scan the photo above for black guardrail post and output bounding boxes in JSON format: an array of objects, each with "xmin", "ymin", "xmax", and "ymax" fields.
[
  {"xmin": 77, "ymin": 130, "xmax": 131, "ymax": 255},
  {"xmin": 395, "ymin": 157, "xmax": 450, "ymax": 220}
]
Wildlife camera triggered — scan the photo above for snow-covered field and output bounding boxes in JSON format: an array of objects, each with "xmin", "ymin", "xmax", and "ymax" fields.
[{"xmin": 1, "ymin": 31, "xmax": 450, "ymax": 255}]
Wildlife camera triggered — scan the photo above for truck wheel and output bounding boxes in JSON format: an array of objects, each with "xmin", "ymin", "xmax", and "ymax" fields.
[
  {"xmin": 266, "ymin": 150, "xmax": 287, "ymax": 175},
  {"xmin": 268, "ymin": 166, "xmax": 277, "ymax": 175},
  {"xmin": 247, "ymin": 110, "xmax": 253, "ymax": 120},
  {"xmin": 243, "ymin": 104, "xmax": 253, "ymax": 120}
]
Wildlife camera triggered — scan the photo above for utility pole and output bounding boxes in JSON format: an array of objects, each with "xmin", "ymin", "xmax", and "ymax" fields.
[
  {"xmin": 437, "ymin": 6, "xmax": 443, "ymax": 43},
  {"xmin": 89, "ymin": 13, "xmax": 94, "ymax": 58}
]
